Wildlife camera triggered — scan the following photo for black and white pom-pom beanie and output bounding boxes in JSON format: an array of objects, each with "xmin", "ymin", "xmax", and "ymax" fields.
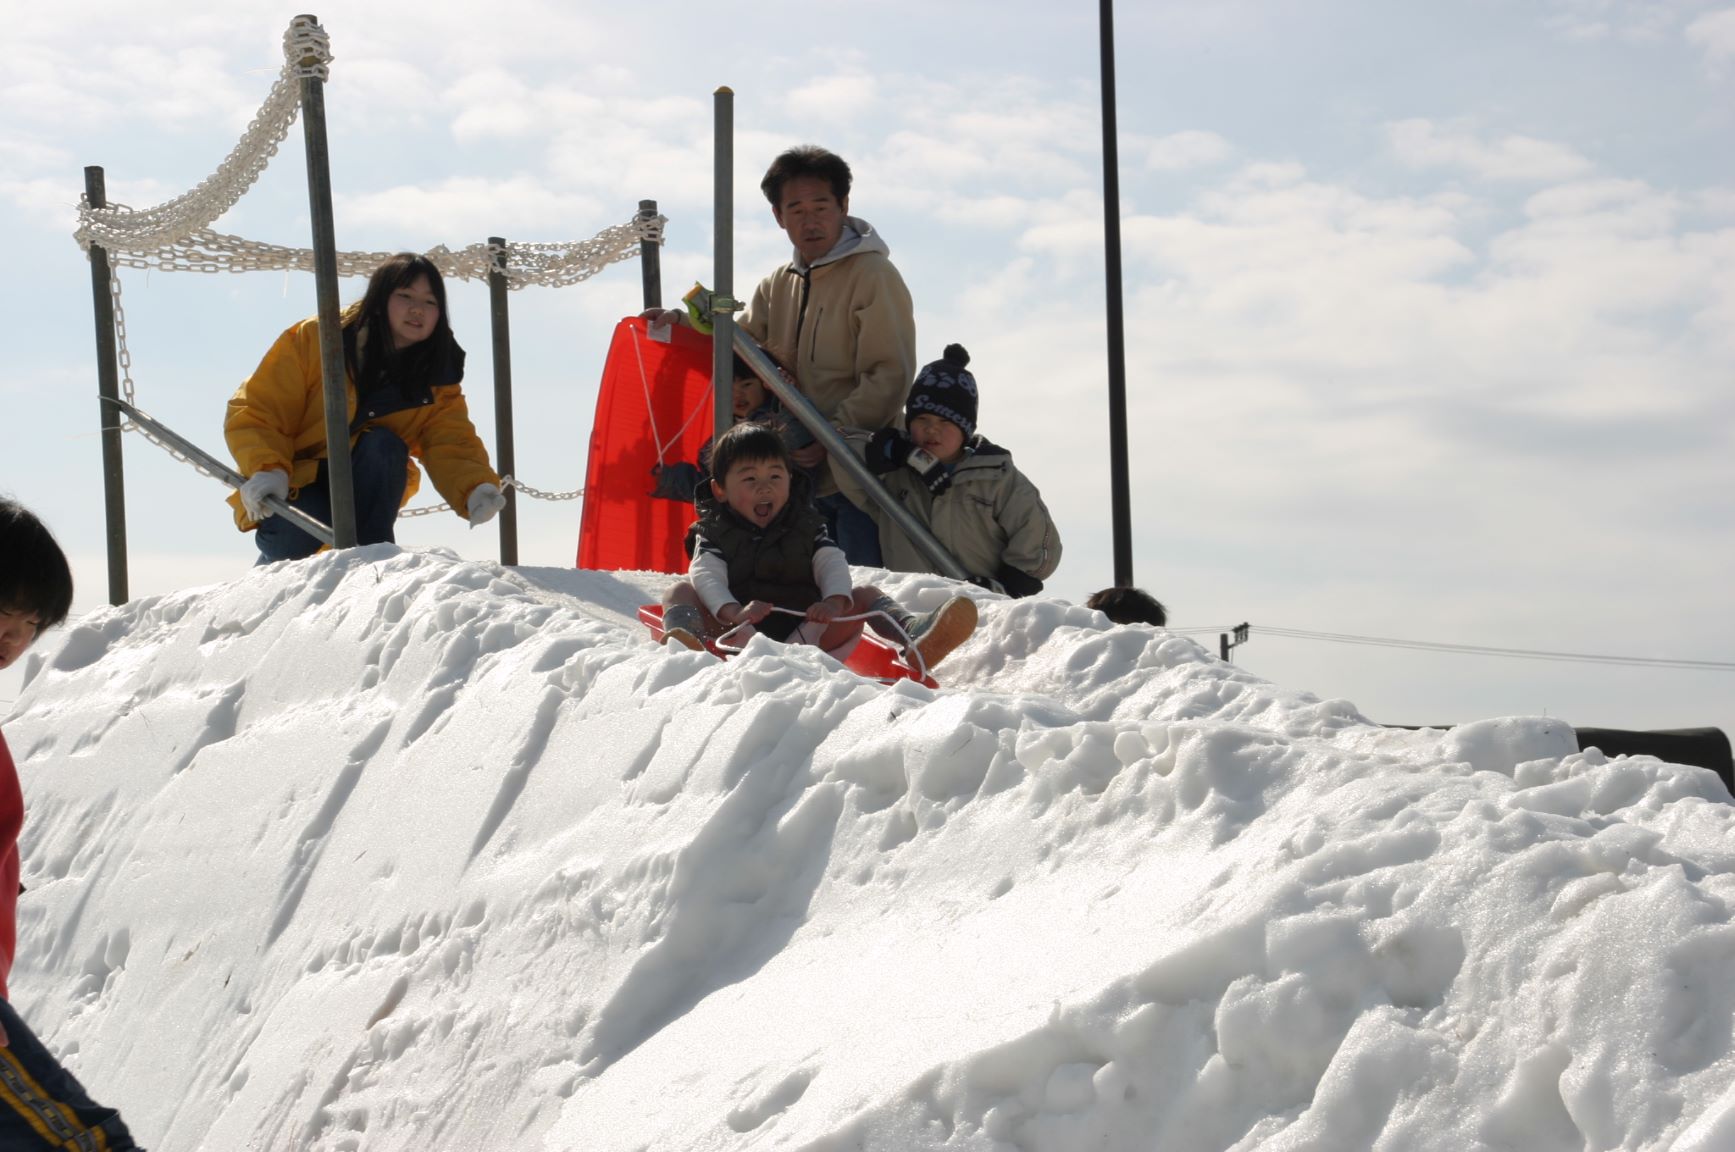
[{"xmin": 905, "ymin": 344, "xmax": 978, "ymax": 438}]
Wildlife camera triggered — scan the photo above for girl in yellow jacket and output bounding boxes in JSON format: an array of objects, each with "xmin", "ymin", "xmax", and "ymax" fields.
[{"xmin": 225, "ymin": 252, "xmax": 504, "ymax": 563}]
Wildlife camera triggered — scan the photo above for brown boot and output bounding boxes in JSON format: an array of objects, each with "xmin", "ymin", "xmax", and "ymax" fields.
[
  {"xmin": 909, "ymin": 596, "xmax": 978, "ymax": 669},
  {"xmin": 662, "ymin": 604, "xmax": 707, "ymax": 651}
]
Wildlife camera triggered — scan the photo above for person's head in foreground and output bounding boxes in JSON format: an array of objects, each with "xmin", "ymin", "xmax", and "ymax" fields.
[{"xmin": 0, "ymin": 496, "xmax": 74, "ymax": 672}]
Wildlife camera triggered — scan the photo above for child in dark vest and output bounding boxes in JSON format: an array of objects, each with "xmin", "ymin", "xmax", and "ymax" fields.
[{"xmin": 660, "ymin": 422, "xmax": 976, "ymax": 669}]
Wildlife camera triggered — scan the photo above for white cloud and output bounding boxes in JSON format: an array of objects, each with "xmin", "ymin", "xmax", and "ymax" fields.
[
  {"xmin": 1142, "ymin": 130, "xmax": 1232, "ymax": 171},
  {"xmin": 0, "ymin": 134, "xmax": 70, "ymax": 169},
  {"xmin": 1686, "ymin": 7, "xmax": 1735, "ymax": 64},
  {"xmin": 863, "ymin": 79, "xmax": 1099, "ymax": 196},
  {"xmin": 337, "ymin": 176, "xmax": 608, "ymax": 244},
  {"xmin": 1387, "ymin": 119, "xmax": 1593, "ymax": 183},
  {"xmin": 0, "ymin": 177, "xmax": 84, "ymax": 228},
  {"xmin": 1545, "ymin": 0, "xmax": 1702, "ymax": 41},
  {"xmin": 783, "ymin": 73, "xmax": 881, "ymax": 122},
  {"xmin": 331, "ymin": 57, "xmax": 445, "ymax": 130}
]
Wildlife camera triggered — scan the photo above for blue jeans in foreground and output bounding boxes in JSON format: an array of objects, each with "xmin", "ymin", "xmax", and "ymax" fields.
[
  {"xmin": 816, "ymin": 491, "xmax": 882, "ymax": 568},
  {"xmin": 0, "ymin": 995, "xmax": 141, "ymax": 1150},
  {"xmin": 254, "ymin": 428, "xmax": 410, "ymax": 564}
]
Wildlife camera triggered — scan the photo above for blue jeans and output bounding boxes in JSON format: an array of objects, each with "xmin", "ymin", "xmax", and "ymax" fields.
[
  {"xmin": 0, "ymin": 996, "xmax": 139, "ymax": 1150},
  {"xmin": 255, "ymin": 428, "xmax": 409, "ymax": 563},
  {"xmin": 816, "ymin": 491, "xmax": 882, "ymax": 568}
]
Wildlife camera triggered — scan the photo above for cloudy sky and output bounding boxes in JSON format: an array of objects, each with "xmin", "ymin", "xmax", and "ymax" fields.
[{"xmin": 5, "ymin": 0, "xmax": 1733, "ymax": 738}]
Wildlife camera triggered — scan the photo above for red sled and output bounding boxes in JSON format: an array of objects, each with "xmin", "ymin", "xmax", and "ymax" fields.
[
  {"xmin": 637, "ymin": 605, "xmax": 939, "ymax": 688},
  {"xmin": 577, "ymin": 317, "xmax": 716, "ymax": 574}
]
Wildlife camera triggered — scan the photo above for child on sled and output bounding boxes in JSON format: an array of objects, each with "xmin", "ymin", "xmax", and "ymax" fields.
[{"xmin": 659, "ymin": 422, "xmax": 976, "ymax": 670}]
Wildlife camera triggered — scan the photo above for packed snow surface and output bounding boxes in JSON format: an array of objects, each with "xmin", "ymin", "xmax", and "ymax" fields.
[{"xmin": 6, "ymin": 546, "xmax": 1734, "ymax": 1151}]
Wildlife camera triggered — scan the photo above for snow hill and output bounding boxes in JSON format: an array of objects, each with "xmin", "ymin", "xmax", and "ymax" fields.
[{"xmin": 7, "ymin": 546, "xmax": 1735, "ymax": 1152}]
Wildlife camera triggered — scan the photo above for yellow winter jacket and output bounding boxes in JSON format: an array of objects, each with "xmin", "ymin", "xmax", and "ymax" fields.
[{"xmin": 224, "ymin": 318, "xmax": 499, "ymax": 531}]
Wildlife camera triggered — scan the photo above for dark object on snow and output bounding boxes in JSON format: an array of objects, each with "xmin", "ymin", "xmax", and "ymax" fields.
[
  {"xmin": 1087, "ymin": 587, "xmax": 1167, "ymax": 627},
  {"xmin": 1392, "ymin": 724, "xmax": 1732, "ymax": 796},
  {"xmin": 1570, "ymin": 727, "xmax": 1732, "ymax": 795}
]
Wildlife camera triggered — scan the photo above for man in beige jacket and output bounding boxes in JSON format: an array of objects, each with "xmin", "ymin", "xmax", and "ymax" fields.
[
  {"xmin": 738, "ymin": 145, "xmax": 917, "ymax": 566},
  {"xmin": 648, "ymin": 146, "xmax": 916, "ymax": 567}
]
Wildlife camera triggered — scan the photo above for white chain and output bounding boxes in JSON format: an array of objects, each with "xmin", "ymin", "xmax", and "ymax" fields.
[
  {"xmin": 73, "ymin": 16, "xmax": 664, "ymax": 289},
  {"xmin": 109, "ymin": 270, "xmax": 225, "ymax": 484},
  {"xmin": 78, "ymin": 219, "xmax": 661, "ymax": 290},
  {"xmin": 74, "ymin": 24, "xmax": 315, "ymax": 257},
  {"xmin": 286, "ymin": 15, "xmax": 332, "ymax": 82},
  {"xmin": 88, "ymin": 16, "xmax": 658, "ymax": 514},
  {"xmin": 397, "ymin": 475, "xmax": 586, "ymax": 518},
  {"xmin": 500, "ymin": 476, "xmax": 584, "ymax": 502}
]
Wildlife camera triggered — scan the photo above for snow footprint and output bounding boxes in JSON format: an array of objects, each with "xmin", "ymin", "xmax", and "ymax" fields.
[{"xmin": 726, "ymin": 1067, "xmax": 816, "ymax": 1132}]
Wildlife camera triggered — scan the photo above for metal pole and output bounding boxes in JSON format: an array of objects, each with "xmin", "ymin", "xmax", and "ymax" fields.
[
  {"xmin": 294, "ymin": 14, "xmax": 356, "ymax": 548},
  {"xmin": 1100, "ymin": 0, "xmax": 1134, "ymax": 586},
  {"xmin": 637, "ymin": 199, "xmax": 662, "ymax": 311},
  {"xmin": 487, "ymin": 237, "xmax": 518, "ymax": 565},
  {"xmin": 83, "ymin": 166, "xmax": 128, "ymax": 605},
  {"xmin": 105, "ymin": 398, "xmax": 335, "ymax": 546},
  {"xmin": 712, "ymin": 87, "xmax": 735, "ymax": 447},
  {"xmin": 731, "ymin": 329, "xmax": 970, "ymax": 582}
]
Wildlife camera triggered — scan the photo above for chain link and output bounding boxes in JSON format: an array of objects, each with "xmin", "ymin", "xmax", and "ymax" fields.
[
  {"xmin": 396, "ymin": 476, "xmax": 584, "ymax": 519},
  {"xmin": 502, "ymin": 476, "xmax": 584, "ymax": 502},
  {"xmin": 286, "ymin": 15, "xmax": 332, "ymax": 82},
  {"xmin": 109, "ymin": 270, "xmax": 224, "ymax": 484}
]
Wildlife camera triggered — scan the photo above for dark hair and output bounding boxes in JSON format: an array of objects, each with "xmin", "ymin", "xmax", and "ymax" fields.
[
  {"xmin": 342, "ymin": 252, "xmax": 455, "ymax": 385},
  {"xmin": 731, "ymin": 353, "xmax": 755, "ymax": 380},
  {"xmin": 760, "ymin": 145, "xmax": 852, "ymax": 207},
  {"xmin": 709, "ymin": 421, "xmax": 792, "ymax": 483},
  {"xmin": 1086, "ymin": 587, "xmax": 1167, "ymax": 627},
  {"xmin": 0, "ymin": 497, "xmax": 74, "ymax": 631}
]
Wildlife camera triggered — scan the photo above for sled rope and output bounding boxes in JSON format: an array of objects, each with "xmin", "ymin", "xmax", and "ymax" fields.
[
  {"xmin": 714, "ymin": 607, "xmax": 927, "ymax": 681},
  {"xmin": 632, "ymin": 324, "xmax": 714, "ymax": 466}
]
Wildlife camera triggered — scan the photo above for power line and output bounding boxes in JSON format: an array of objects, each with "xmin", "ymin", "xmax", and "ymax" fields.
[{"xmin": 1226, "ymin": 624, "xmax": 1735, "ymax": 672}]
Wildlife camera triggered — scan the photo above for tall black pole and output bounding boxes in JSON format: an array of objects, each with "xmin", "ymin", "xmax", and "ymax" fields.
[
  {"xmin": 712, "ymin": 87, "xmax": 735, "ymax": 447},
  {"xmin": 294, "ymin": 14, "xmax": 356, "ymax": 549},
  {"xmin": 83, "ymin": 166, "xmax": 128, "ymax": 605},
  {"xmin": 487, "ymin": 237, "xmax": 518, "ymax": 565},
  {"xmin": 637, "ymin": 199, "xmax": 662, "ymax": 311},
  {"xmin": 1100, "ymin": 0, "xmax": 1134, "ymax": 586}
]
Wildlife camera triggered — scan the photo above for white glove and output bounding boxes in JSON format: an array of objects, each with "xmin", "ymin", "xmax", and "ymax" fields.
[
  {"xmin": 467, "ymin": 483, "xmax": 506, "ymax": 526},
  {"xmin": 239, "ymin": 469, "xmax": 289, "ymax": 521}
]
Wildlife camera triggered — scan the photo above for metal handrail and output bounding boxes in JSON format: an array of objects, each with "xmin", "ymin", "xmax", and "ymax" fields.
[
  {"xmin": 728, "ymin": 328, "xmax": 970, "ymax": 582},
  {"xmin": 105, "ymin": 396, "xmax": 336, "ymax": 546}
]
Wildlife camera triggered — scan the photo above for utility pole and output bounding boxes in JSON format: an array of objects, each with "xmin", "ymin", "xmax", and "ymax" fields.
[
  {"xmin": 1099, "ymin": 0, "xmax": 1134, "ymax": 586},
  {"xmin": 1220, "ymin": 623, "xmax": 1250, "ymax": 663}
]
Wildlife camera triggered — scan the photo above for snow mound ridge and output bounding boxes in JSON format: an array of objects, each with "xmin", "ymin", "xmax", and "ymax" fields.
[{"xmin": 8, "ymin": 546, "xmax": 1733, "ymax": 1151}]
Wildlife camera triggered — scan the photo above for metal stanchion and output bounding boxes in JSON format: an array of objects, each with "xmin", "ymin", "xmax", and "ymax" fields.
[
  {"xmin": 487, "ymin": 236, "xmax": 518, "ymax": 565},
  {"xmin": 712, "ymin": 87, "xmax": 735, "ymax": 446},
  {"xmin": 637, "ymin": 199, "xmax": 662, "ymax": 311},
  {"xmin": 294, "ymin": 13, "xmax": 356, "ymax": 548},
  {"xmin": 83, "ymin": 166, "xmax": 128, "ymax": 605}
]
